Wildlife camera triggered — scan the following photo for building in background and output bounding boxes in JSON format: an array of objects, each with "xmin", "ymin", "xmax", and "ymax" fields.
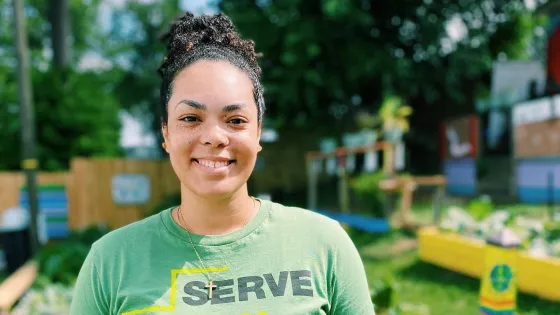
[{"xmin": 441, "ymin": 3, "xmax": 560, "ymax": 203}]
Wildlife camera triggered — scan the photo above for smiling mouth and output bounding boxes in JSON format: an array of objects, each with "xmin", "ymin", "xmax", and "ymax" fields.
[{"xmin": 192, "ymin": 159, "xmax": 236, "ymax": 168}]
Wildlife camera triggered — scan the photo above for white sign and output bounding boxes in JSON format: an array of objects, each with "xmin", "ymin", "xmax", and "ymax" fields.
[
  {"xmin": 112, "ymin": 174, "xmax": 151, "ymax": 205},
  {"xmin": 395, "ymin": 142, "xmax": 406, "ymax": 171},
  {"xmin": 513, "ymin": 97, "xmax": 556, "ymax": 126},
  {"xmin": 364, "ymin": 151, "xmax": 378, "ymax": 172},
  {"xmin": 446, "ymin": 127, "xmax": 472, "ymax": 158}
]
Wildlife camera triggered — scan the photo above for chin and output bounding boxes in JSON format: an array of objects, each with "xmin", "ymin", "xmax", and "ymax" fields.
[{"xmin": 186, "ymin": 180, "xmax": 245, "ymax": 199}]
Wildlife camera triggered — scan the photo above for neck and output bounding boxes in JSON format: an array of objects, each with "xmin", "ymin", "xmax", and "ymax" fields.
[{"xmin": 177, "ymin": 184, "xmax": 258, "ymax": 235}]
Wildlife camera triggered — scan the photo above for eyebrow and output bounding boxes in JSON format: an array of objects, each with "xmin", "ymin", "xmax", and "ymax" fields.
[
  {"xmin": 176, "ymin": 99, "xmax": 205, "ymax": 110},
  {"xmin": 175, "ymin": 100, "xmax": 247, "ymax": 112}
]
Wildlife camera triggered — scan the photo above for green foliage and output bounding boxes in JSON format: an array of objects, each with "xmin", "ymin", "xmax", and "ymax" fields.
[
  {"xmin": 0, "ymin": 65, "xmax": 20, "ymax": 170},
  {"xmin": 35, "ymin": 225, "xmax": 110, "ymax": 287},
  {"xmin": 220, "ymin": 0, "xmax": 540, "ymax": 135},
  {"xmin": 371, "ymin": 277, "xmax": 398, "ymax": 313},
  {"xmin": 544, "ymin": 222, "xmax": 560, "ymax": 243},
  {"xmin": 0, "ymin": 68, "xmax": 123, "ymax": 171},
  {"xmin": 350, "ymin": 171, "xmax": 387, "ymax": 218},
  {"xmin": 0, "ymin": 0, "xmax": 122, "ymax": 171},
  {"xmin": 466, "ymin": 195, "xmax": 494, "ymax": 221}
]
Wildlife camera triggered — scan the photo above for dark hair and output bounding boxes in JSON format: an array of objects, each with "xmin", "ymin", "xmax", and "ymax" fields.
[{"xmin": 158, "ymin": 12, "xmax": 265, "ymax": 125}]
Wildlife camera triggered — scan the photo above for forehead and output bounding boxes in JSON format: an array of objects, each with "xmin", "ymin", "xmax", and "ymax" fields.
[{"xmin": 170, "ymin": 60, "xmax": 255, "ymax": 108}]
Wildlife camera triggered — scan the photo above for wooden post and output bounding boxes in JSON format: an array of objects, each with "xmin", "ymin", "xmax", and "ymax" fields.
[
  {"xmin": 338, "ymin": 168, "xmax": 350, "ymax": 213},
  {"xmin": 307, "ymin": 157, "xmax": 318, "ymax": 211},
  {"xmin": 13, "ymin": 0, "xmax": 40, "ymax": 255},
  {"xmin": 383, "ymin": 143, "xmax": 395, "ymax": 217},
  {"xmin": 337, "ymin": 153, "xmax": 350, "ymax": 213},
  {"xmin": 383, "ymin": 142, "xmax": 395, "ymax": 176},
  {"xmin": 399, "ymin": 179, "xmax": 415, "ymax": 226},
  {"xmin": 433, "ymin": 185, "xmax": 445, "ymax": 224}
]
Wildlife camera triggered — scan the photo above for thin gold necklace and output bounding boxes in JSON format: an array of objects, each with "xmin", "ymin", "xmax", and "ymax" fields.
[{"xmin": 176, "ymin": 197, "xmax": 256, "ymax": 299}]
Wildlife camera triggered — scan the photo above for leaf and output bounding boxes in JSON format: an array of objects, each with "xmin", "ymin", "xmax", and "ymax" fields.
[
  {"xmin": 396, "ymin": 120, "xmax": 410, "ymax": 132},
  {"xmin": 397, "ymin": 106, "xmax": 413, "ymax": 117},
  {"xmin": 307, "ymin": 43, "xmax": 321, "ymax": 57}
]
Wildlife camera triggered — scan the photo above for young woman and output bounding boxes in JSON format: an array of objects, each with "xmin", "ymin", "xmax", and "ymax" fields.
[{"xmin": 70, "ymin": 12, "xmax": 375, "ymax": 315}]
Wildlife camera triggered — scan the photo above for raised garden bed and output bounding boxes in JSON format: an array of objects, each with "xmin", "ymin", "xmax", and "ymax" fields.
[{"xmin": 419, "ymin": 226, "xmax": 560, "ymax": 301}]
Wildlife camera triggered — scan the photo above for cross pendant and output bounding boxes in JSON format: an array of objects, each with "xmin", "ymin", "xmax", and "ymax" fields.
[{"xmin": 205, "ymin": 280, "xmax": 217, "ymax": 299}]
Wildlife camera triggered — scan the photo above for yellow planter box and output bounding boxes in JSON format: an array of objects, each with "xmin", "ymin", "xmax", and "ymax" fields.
[
  {"xmin": 418, "ymin": 226, "xmax": 560, "ymax": 301},
  {"xmin": 418, "ymin": 226, "xmax": 485, "ymax": 278}
]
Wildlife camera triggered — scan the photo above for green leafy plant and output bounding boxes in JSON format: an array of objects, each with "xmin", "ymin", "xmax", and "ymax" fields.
[
  {"xmin": 466, "ymin": 195, "xmax": 494, "ymax": 221},
  {"xmin": 377, "ymin": 96, "xmax": 413, "ymax": 135},
  {"xmin": 350, "ymin": 171, "xmax": 387, "ymax": 218},
  {"xmin": 371, "ymin": 277, "xmax": 398, "ymax": 312},
  {"xmin": 354, "ymin": 96, "xmax": 413, "ymax": 142},
  {"xmin": 0, "ymin": 68, "xmax": 123, "ymax": 171},
  {"xmin": 35, "ymin": 225, "xmax": 110, "ymax": 287},
  {"xmin": 371, "ymin": 277, "xmax": 429, "ymax": 315},
  {"xmin": 544, "ymin": 222, "xmax": 560, "ymax": 243}
]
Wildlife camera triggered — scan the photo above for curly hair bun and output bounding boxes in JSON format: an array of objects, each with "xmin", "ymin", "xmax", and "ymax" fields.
[{"xmin": 161, "ymin": 12, "xmax": 261, "ymax": 77}]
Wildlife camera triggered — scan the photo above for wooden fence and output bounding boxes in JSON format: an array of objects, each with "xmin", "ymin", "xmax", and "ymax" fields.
[
  {"xmin": 0, "ymin": 172, "xmax": 69, "ymax": 218},
  {"xmin": 68, "ymin": 158, "xmax": 179, "ymax": 229},
  {"xmin": 0, "ymin": 158, "xmax": 180, "ymax": 230}
]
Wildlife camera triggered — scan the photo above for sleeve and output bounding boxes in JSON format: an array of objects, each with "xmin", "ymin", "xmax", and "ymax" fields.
[
  {"xmin": 328, "ymin": 223, "xmax": 376, "ymax": 315},
  {"xmin": 69, "ymin": 245, "xmax": 110, "ymax": 315}
]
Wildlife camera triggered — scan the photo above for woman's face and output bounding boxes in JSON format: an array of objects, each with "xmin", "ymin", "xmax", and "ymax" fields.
[{"xmin": 162, "ymin": 60, "xmax": 261, "ymax": 198}]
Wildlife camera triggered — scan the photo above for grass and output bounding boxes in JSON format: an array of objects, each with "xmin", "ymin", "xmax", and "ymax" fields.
[
  {"xmin": 355, "ymin": 230, "xmax": 560, "ymax": 315},
  {"xmin": 351, "ymin": 201, "xmax": 560, "ymax": 315}
]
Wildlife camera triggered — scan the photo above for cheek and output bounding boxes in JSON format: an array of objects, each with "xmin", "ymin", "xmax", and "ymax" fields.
[
  {"xmin": 169, "ymin": 133, "xmax": 195, "ymax": 156},
  {"xmin": 238, "ymin": 137, "xmax": 261, "ymax": 161}
]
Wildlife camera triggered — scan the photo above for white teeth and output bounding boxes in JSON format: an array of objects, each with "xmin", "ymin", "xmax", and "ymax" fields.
[{"xmin": 197, "ymin": 160, "xmax": 229, "ymax": 168}]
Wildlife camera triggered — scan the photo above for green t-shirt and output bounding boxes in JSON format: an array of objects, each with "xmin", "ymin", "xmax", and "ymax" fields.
[{"xmin": 70, "ymin": 199, "xmax": 375, "ymax": 315}]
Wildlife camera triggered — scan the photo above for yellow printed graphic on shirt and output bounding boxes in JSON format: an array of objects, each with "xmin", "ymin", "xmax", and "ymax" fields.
[{"xmin": 122, "ymin": 266, "xmax": 314, "ymax": 315}]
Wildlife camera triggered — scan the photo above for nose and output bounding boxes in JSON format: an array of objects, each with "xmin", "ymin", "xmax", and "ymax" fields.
[{"xmin": 199, "ymin": 123, "xmax": 229, "ymax": 148}]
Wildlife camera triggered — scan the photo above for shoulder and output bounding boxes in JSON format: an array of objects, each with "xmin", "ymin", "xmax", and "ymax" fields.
[
  {"xmin": 89, "ymin": 209, "xmax": 167, "ymax": 257},
  {"xmin": 265, "ymin": 200, "xmax": 349, "ymax": 241}
]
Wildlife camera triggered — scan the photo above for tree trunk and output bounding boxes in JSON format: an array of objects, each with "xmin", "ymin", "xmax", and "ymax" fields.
[
  {"xmin": 49, "ymin": 0, "xmax": 70, "ymax": 67},
  {"xmin": 13, "ymin": 0, "xmax": 40, "ymax": 255}
]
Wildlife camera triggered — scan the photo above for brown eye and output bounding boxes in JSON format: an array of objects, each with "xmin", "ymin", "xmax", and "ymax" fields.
[
  {"xmin": 229, "ymin": 118, "xmax": 246, "ymax": 125},
  {"xmin": 182, "ymin": 116, "xmax": 199, "ymax": 122}
]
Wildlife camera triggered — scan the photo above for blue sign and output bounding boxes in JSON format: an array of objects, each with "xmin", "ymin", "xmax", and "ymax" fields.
[{"xmin": 111, "ymin": 174, "xmax": 151, "ymax": 205}]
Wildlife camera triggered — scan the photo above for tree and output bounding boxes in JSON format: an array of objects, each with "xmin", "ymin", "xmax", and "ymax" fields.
[
  {"xmin": 219, "ymin": 0, "xmax": 544, "ymax": 172},
  {"xmin": 0, "ymin": 68, "xmax": 122, "ymax": 171},
  {"xmin": 0, "ymin": 0, "xmax": 122, "ymax": 171}
]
